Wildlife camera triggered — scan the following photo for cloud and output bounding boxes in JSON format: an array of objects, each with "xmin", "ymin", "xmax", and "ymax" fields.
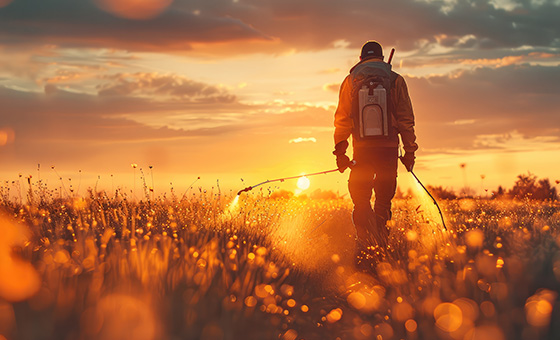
[
  {"xmin": 406, "ymin": 64, "xmax": 560, "ymax": 150},
  {"xmin": 0, "ymin": 0, "xmax": 269, "ymax": 52},
  {"xmin": 185, "ymin": 0, "xmax": 560, "ymax": 54},
  {"xmin": 97, "ymin": 72, "xmax": 236, "ymax": 103},
  {"xmin": 289, "ymin": 137, "xmax": 317, "ymax": 144},
  {"xmin": 323, "ymin": 83, "xmax": 340, "ymax": 93},
  {"xmin": 0, "ymin": 82, "xmax": 335, "ymax": 173},
  {"xmin": 0, "ymin": 0, "xmax": 558, "ymax": 57},
  {"xmin": 472, "ymin": 130, "xmax": 560, "ymax": 151},
  {"xmin": 461, "ymin": 55, "xmax": 526, "ymax": 67}
]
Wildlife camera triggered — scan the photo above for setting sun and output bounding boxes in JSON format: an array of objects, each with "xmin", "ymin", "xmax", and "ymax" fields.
[{"xmin": 296, "ymin": 176, "xmax": 311, "ymax": 191}]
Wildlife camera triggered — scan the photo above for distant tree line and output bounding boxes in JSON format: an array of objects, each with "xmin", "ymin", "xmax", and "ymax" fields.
[{"xmin": 426, "ymin": 173, "xmax": 558, "ymax": 201}]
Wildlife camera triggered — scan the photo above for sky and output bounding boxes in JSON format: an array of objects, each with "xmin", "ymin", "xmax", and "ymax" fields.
[{"xmin": 0, "ymin": 0, "xmax": 559, "ymax": 197}]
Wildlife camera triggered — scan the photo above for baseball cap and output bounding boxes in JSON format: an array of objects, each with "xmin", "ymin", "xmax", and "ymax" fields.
[{"xmin": 360, "ymin": 41, "xmax": 383, "ymax": 60}]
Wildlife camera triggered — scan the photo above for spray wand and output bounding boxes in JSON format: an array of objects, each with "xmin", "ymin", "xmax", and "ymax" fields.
[
  {"xmin": 399, "ymin": 149, "xmax": 447, "ymax": 230},
  {"xmin": 398, "ymin": 145, "xmax": 447, "ymax": 230},
  {"xmin": 408, "ymin": 168, "xmax": 448, "ymax": 231},
  {"xmin": 236, "ymin": 167, "xmax": 340, "ymax": 196}
]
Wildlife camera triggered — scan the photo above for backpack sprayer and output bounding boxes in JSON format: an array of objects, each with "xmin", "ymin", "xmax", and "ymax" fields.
[{"xmin": 237, "ymin": 47, "xmax": 447, "ymax": 230}]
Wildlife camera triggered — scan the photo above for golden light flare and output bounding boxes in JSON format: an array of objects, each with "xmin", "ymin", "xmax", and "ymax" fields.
[
  {"xmin": 94, "ymin": 0, "xmax": 173, "ymax": 19},
  {"xmin": 0, "ymin": 213, "xmax": 40, "ymax": 302}
]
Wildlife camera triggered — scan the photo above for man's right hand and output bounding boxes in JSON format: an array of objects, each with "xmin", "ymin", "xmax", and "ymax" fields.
[{"xmin": 336, "ymin": 155, "xmax": 352, "ymax": 173}]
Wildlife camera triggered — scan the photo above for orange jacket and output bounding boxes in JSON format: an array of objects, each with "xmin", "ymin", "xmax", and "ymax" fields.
[{"xmin": 334, "ymin": 59, "xmax": 418, "ymax": 154}]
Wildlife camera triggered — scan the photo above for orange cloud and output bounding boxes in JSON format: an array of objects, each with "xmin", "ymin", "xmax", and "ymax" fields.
[
  {"xmin": 461, "ymin": 56, "xmax": 525, "ymax": 67},
  {"xmin": 323, "ymin": 83, "xmax": 340, "ymax": 93},
  {"xmin": 94, "ymin": 0, "xmax": 173, "ymax": 20}
]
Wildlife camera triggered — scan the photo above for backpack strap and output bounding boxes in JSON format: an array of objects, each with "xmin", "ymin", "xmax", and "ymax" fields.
[
  {"xmin": 390, "ymin": 71, "xmax": 398, "ymax": 88},
  {"xmin": 388, "ymin": 71, "xmax": 399, "ymax": 126}
]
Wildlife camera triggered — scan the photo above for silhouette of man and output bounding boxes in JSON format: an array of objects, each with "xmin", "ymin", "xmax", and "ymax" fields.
[{"xmin": 333, "ymin": 41, "xmax": 418, "ymax": 248}]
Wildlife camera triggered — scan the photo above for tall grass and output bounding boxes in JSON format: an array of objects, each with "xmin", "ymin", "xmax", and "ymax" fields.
[{"xmin": 0, "ymin": 184, "xmax": 559, "ymax": 340}]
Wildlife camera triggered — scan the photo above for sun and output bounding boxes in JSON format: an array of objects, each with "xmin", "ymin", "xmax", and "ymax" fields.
[{"xmin": 296, "ymin": 176, "xmax": 310, "ymax": 191}]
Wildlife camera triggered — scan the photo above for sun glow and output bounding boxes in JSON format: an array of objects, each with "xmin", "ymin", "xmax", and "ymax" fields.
[{"xmin": 296, "ymin": 176, "xmax": 310, "ymax": 191}]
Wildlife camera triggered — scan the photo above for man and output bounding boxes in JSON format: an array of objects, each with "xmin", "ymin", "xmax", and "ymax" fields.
[{"xmin": 333, "ymin": 41, "xmax": 418, "ymax": 248}]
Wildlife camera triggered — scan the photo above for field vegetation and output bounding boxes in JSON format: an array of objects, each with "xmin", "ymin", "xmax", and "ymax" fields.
[{"xmin": 0, "ymin": 176, "xmax": 560, "ymax": 340}]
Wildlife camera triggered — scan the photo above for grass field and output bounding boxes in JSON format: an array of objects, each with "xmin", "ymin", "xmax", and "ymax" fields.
[{"xmin": 1, "ymin": 185, "xmax": 560, "ymax": 340}]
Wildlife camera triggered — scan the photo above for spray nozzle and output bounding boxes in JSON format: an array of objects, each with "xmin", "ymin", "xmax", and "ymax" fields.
[{"xmin": 236, "ymin": 186, "xmax": 253, "ymax": 196}]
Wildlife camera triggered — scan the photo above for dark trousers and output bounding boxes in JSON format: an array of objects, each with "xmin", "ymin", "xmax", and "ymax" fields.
[{"xmin": 348, "ymin": 147, "xmax": 398, "ymax": 244}]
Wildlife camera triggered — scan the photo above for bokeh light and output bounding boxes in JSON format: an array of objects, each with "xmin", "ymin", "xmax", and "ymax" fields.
[
  {"xmin": 464, "ymin": 324, "xmax": 505, "ymax": 340},
  {"xmin": 434, "ymin": 302, "xmax": 463, "ymax": 332},
  {"xmin": 0, "ymin": 128, "xmax": 15, "ymax": 146},
  {"xmin": 405, "ymin": 319, "xmax": 417, "ymax": 333},
  {"xmin": 326, "ymin": 308, "xmax": 343, "ymax": 323},
  {"xmin": 0, "ymin": 214, "xmax": 40, "ymax": 302},
  {"xmin": 465, "ymin": 229, "xmax": 484, "ymax": 249},
  {"xmin": 525, "ymin": 289, "xmax": 557, "ymax": 327},
  {"xmin": 88, "ymin": 294, "xmax": 156, "ymax": 340}
]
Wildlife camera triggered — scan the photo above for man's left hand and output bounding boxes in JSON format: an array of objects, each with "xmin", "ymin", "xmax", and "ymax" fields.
[
  {"xmin": 336, "ymin": 155, "xmax": 352, "ymax": 173},
  {"xmin": 400, "ymin": 152, "xmax": 415, "ymax": 172}
]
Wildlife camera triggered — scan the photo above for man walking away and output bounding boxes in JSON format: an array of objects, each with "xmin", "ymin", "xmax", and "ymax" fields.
[{"xmin": 333, "ymin": 40, "xmax": 418, "ymax": 252}]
